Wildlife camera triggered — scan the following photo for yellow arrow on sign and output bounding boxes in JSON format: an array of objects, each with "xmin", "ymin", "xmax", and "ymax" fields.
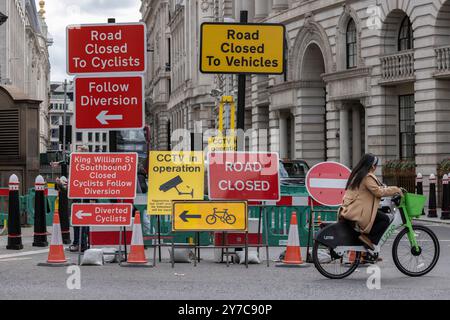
[{"xmin": 172, "ymin": 201, "xmax": 247, "ymax": 232}]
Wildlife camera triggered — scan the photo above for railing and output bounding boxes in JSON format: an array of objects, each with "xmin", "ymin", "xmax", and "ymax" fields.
[
  {"xmin": 435, "ymin": 45, "xmax": 450, "ymax": 77},
  {"xmin": 380, "ymin": 50, "xmax": 415, "ymax": 84}
]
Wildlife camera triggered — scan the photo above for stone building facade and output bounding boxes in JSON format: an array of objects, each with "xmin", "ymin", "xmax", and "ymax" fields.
[{"xmin": 141, "ymin": 0, "xmax": 450, "ymax": 178}]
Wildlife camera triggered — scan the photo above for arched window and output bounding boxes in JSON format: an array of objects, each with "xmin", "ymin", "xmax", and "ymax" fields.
[
  {"xmin": 398, "ymin": 16, "xmax": 413, "ymax": 51},
  {"xmin": 346, "ymin": 19, "xmax": 357, "ymax": 68}
]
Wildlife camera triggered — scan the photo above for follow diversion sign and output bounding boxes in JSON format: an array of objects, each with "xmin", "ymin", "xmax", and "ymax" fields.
[{"xmin": 200, "ymin": 23, "xmax": 285, "ymax": 74}]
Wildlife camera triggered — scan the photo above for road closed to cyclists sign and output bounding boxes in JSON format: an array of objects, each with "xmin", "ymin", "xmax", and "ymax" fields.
[
  {"xmin": 172, "ymin": 201, "xmax": 247, "ymax": 232},
  {"xmin": 200, "ymin": 23, "xmax": 285, "ymax": 74},
  {"xmin": 208, "ymin": 152, "xmax": 280, "ymax": 201}
]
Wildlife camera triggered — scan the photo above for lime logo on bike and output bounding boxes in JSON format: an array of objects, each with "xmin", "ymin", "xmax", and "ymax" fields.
[{"xmin": 172, "ymin": 201, "xmax": 247, "ymax": 231}]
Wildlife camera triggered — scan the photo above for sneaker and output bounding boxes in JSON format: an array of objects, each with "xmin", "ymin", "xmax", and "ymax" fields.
[{"xmin": 358, "ymin": 234, "xmax": 375, "ymax": 250}]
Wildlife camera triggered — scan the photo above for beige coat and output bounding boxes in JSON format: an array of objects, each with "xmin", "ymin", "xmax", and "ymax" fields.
[{"xmin": 338, "ymin": 173, "xmax": 401, "ymax": 234}]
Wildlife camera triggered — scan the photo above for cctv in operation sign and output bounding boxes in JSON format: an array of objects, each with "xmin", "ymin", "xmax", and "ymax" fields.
[{"xmin": 200, "ymin": 23, "xmax": 285, "ymax": 74}]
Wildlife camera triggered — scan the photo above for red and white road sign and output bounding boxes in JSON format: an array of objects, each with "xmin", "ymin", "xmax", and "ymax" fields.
[
  {"xmin": 67, "ymin": 23, "xmax": 146, "ymax": 74},
  {"xmin": 208, "ymin": 152, "xmax": 280, "ymax": 201},
  {"xmin": 74, "ymin": 75, "xmax": 144, "ymax": 130},
  {"xmin": 305, "ymin": 161, "xmax": 351, "ymax": 207},
  {"xmin": 71, "ymin": 203, "xmax": 133, "ymax": 227},
  {"xmin": 68, "ymin": 152, "xmax": 138, "ymax": 199}
]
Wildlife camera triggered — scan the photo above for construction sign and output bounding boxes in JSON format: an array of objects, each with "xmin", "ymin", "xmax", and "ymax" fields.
[
  {"xmin": 71, "ymin": 203, "xmax": 133, "ymax": 227},
  {"xmin": 208, "ymin": 135, "xmax": 237, "ymax": 152},
  {"xmin": 200, "ymin": 23, "xmax": 285, "ymax": 74},
  {"xmin": 172, "ymin": 201, "xmax": 247, "ymax": 232},
  {"xmin": 147, "ymin": 151, "xmax": 204, "ymax": 215}
]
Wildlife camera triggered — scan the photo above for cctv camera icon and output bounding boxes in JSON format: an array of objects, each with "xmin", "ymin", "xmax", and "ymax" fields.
[{"xmin": 159, "ymin": 176, "xmax": 194, "ymax": 198}]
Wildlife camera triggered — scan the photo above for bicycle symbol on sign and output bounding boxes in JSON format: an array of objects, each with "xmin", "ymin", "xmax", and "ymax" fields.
[{"xmin": 206, "ymin": 208, "xmax": 236, "ymax": 225}]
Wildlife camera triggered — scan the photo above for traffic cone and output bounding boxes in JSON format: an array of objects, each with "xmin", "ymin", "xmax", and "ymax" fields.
[
  {"xmin": 276, "ymin": 211, "xmax": 309, "ymax": 268},
  {"xmin": 121, "ymin": 212, "xmax": 152, "ymax": 268},
  {"xmin": 38, "ymin": 204, "xmax": 72, "ymax": 267}
]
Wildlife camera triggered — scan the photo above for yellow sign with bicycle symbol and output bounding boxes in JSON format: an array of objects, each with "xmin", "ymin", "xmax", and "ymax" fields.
[{"xmin": 172, "ymin": 201, "xmax": 247, "ymax": 231}]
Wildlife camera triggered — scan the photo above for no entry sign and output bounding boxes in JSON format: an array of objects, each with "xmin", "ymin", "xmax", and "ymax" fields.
[
  {"xmin": 74, "ymin": 75, "xmax": 144, "ymax": 130},
  {"xmin": 208, "ymin": 152, "xmax": 280, "ymax": 201},
  {"xmin": 305, "ymin": 162, "xmax": 351, "ymax": 207},
  {"xmin": 67, "ymin": 23, "xmax": 146, "ymax": 74},
  {"xmin": 71, "ymin": 203, "xmax": 133, "ymax": 227},
  {"xmin": 68, "ymin": 152, "xmax": 138, "ymax": 199}
]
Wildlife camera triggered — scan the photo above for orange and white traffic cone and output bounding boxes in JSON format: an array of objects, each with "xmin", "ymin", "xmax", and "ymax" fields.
[
  {"xmin": 121, "ymin": 211, "xmax": 152, "ymax": 268},
  {"xmin": 38, "ymin": 205, "xmax": 72, "ymax": 267},
  {"xmin": 276, "ymin": 211, "xmax": 309, "ymax": 268}
]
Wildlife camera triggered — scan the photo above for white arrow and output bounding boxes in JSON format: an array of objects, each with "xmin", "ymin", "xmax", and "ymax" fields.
[
  {"xmin": 75, "ymin": 210, "xmax": 92, "ymax": 220},
  {"xmin": 96, "ymin": 110, "xmax": 123, "ymax": 125}
]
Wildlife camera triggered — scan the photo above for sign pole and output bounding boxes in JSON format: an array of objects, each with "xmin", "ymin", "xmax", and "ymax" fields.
[
  {"xmin": 236, "ymin": 10, "xmax": 248, "ymax": 151},
  {"xmin": 157, "ymin": 215, "xmax": 162, "ymax": 262}
]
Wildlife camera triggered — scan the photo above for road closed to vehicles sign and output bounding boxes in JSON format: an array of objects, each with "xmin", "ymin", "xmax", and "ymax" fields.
[
  {"xmin": 68, "ymin": 152, "xmax": 138, "ymax": 199},
  {"xmin": 208, "ymin": 152, "xmax": 280, "ymax": 201},
  {"xmin": 147, "ymin": 151, "xmax": 204, "ymax": 215},
  {"xmin": 200, "ymin": 23, "xmax": 285, "ymax": 74}
]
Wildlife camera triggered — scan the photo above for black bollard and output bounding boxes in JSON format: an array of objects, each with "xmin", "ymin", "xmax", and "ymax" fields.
[
  {"xmin": 428, "ymin": 174, "xmax": 438, "ymax": 218},
  {"xmin": 7, "ymin": 174, "xmax": 23, "ymax": 250},
  {"xmin": 57, "ymin": 177, "xmax": 71, "ymax": 244},
  {"xmin": 416, "ymin": 173, "xmax": 425, "ymax": 215},
  {"xmin": 33, "ymin": 175, "xmax": 48, "ymax": 247},
  {"xmin": 441, "ymin": 174, "xmax": 450, "ymax": 220}
]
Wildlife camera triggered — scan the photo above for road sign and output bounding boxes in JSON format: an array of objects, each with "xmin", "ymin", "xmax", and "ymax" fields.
[
  {"xmin": 208, "ymin": 135, "xmax": 236, "ymax": 152},
  {"xmin": 305, "ymin": 161, "xmax": 351, "ymax": 207},
  {"xmin": 147, "ymin": 151, "xmax": 204, "ymax": 215},
  {"xmin": 172, "ymin": 201, "xmax": 247, "ymax": 231},
  {"xmin": 71, "ymin": 203, "xmax": 133, "ymax": 227},
  {"xmin": 208, "ymin": 152, "xmax": 280, "ymax": 201},
  {"xmin": 67, "ymin": 23, "xmax": 146, "ymax": 74},
  {"xmin": 68, "ymin": 152, "xmax": 138, "ymax": 199},
  {"xmin": 200, "ymin": 23, "xmax": 285, "ymax": 74},
  {"xmin": 74, "ymin": 75, "xmax": 144, "ymax": 130}
]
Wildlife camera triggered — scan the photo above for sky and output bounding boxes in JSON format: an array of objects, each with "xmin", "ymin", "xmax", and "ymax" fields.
[{"xmin": 39, "ymin": 0, "xmax": 142, "ymax": 82}]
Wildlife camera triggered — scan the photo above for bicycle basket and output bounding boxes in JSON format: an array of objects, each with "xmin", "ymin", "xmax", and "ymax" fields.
[{"xmin": 403, "ymin": 193, "xmax": 426, "ymax": 218}]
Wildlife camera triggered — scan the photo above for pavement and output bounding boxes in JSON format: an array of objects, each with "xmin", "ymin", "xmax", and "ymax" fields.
[{"xmin": 0, "ymin": 221, "xmax": 449, "ymax": 300}]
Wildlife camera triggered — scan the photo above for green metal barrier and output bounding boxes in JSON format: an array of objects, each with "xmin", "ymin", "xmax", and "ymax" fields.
[{"xmin": 0, "ymin": 193, "xmax": 28, "ymax": 227}]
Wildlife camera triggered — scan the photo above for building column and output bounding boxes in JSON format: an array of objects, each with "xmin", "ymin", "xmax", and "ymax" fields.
[
  {"xmin": 339, "ymin": 108, "xmax": 351, "ymax": 167},
  {"xmin": 279, "ymin": 114, "xmax": 288, "ymax": 159},
  {"xmin": 272, "ymin": 0, "xmax": 288, "ymax": 12},
  {"xmin": 255, "ymin": 0, "xmax": 269, "ymax": 20},
  {"xmin": 352, "ymin": 107, "xmax": 361, "ymax": 167}
]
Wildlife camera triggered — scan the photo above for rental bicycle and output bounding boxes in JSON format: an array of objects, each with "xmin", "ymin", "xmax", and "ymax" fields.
[{"xmin": 312, "ymin": 192, "xmax": 440, "ymax": 279}]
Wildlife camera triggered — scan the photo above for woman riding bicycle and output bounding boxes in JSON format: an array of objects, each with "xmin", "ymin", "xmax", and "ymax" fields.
[{"xmin": 339, "ymin": 153, "xmax": 403, "ymax": 250}]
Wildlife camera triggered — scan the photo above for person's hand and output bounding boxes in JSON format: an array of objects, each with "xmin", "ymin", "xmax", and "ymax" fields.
[{"xmin": 400, "ymin": 187, "xmax": 408, "ymax": 195}]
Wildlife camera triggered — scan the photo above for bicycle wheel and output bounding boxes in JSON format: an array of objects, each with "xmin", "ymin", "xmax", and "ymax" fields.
[
  {"xmin": 392, "ymin": 225, "xmax": 440, "ymax": 277},
  {"xmin": 225, "ymin": 214, "xmax": 236, "ymax": 225},
  {"xmin": 312, "ymin": 241, "xmax": 361, "ymax": 279},
  {"xmin": 206, "ymin": 215, "xmax": 216, "ymax": 225}
]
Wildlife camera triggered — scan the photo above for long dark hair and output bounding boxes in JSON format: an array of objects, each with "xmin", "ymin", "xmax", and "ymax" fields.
[{"xmin": 345, "ymin": 153, "xmax": 379, "ymax": 190}]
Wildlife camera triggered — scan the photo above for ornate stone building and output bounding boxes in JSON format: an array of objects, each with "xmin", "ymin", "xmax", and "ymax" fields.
[{"xmin": 141, "ymin": 0, "xmax": 450, "ymax": 179}]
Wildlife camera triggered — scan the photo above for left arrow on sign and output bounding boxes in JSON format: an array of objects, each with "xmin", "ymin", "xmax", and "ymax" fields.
[
  {"xmin": 75, "ymin": 210, "xmax": 92, "ymax": 220},
  {"xmin": 179, "ymin": 210, "xmax": 201, "ymax": 223},
  {"xmin": 97, "ymin": 110, "xmax": 124, "ymax": 125}
]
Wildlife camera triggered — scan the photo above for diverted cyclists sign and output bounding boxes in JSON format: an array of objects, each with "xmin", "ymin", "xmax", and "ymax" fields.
[
  {"xmin": 67, "ymin": 23, "xmax": 146, "ymax": 74},
  {"xmin": 172, "ymin": 201, "xmax": 247, "ymax": 231},
  {"xmin": 74, "ymin": 75, "xmax": 144, "ymax": 130},
  {"xmin": 200, "ymin": 23, "xmax": 285, "ymax": 74},
  {"xmin": 305, "ymin": 161, "xmax": 351, "ymax": 207},
  {"xmin": 71, "ymin": 203, "xmax": 133, "ymax": 227},
  {"xmin": 208, "ymin": 152, "xmax": 280, "ymax": 201},
  {"xmin": 68, "ymin": 152, "xmax": 138, "ymax": 199},
  {"xmin": 147, "ymin": 151, "xmax": 204, "ymax": 215}
]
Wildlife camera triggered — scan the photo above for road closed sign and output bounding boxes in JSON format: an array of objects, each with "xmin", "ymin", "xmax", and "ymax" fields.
[
  {"xmin": 68, "ymin": 152, "xmax": 138, "ymax": 199},
  {"xmin": 172, "ymin": 201, "xmax": 247, "ymax": 232},
  {"xmin": 74, "ymin": 75, "xmax": 144, "ymax": 130},
  {"xmin": 208, "ymin": 152, "xmax": 280, "ymax": 201},
  {"xmin": 71, "ymin": 203, "xmax": 133, "ymax": 227},
  {"xmin": 67, "ymin": 23, "xmax": 146, "ymax": 74},
  {"xmin": 200, "ymin": 23, "xmax": 285, "ymax": 74}
]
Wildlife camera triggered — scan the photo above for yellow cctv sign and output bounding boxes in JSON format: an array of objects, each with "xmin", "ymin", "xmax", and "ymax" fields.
[
  {"xmin": 208, "ymin": 135, "xmax": 237, "ymax": 152},
  {"xmin": 172, "ymin": 201, "xmax": 247, "ymax": 232},
  {"xmin": 200, "ymin": 23, "xmax": 285, "ymax": 74},
  {"xmin": 148, "ymin": 151, "xmax": 204, "ymax": 215}
]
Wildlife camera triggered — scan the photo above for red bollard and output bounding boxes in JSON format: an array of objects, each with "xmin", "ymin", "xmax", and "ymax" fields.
[
  {"xmin": 428, "ymin": 174, "xmax": 437, "ymax": 218},
  {"xmin": 7, "ymin": 174, "xmax": 23, "ymax": 250}
]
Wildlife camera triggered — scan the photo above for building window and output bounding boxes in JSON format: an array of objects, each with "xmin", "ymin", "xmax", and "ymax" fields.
[
  {"xmin": 51, "ymin": 129, "xmax": 59, "ymax": 139},
  {"xmin": 102, "ymin": 133, "xmax": 107, "ymax": 142},
  {"xmin": 88, "ymin": 133, "xmax": 93, "ymax": 142},
  {"xmin": 76, "ymin": 132, "xmax": 82, "ymax": 142},
  {"xmin": 346, "ymin": 19, "xmax": 357, "ymax": 69},
  {"xmin": 88, "ymin": 145, "xmax": 93, "ymax": 152},
  {"xmin": 51, "ymin": 116, "xmax": 60, "ymax": 125},
  {"xmin": 95, "ymin": 145, "xmax": 100, "ymax": 152},
  {"xmin": 102, "ymin": 145, "xmax": 107, "ymax": 152},
  {"xmin": 95, "ymin": 132, "xmax": 100, "ymax": 142},
  {"xmin": 399, "ymin": 95, "xmax": 415, "ymax": 160},
  {"xmin": 398, "ymin": 16, "xmax": 413, "ymax": 51}
]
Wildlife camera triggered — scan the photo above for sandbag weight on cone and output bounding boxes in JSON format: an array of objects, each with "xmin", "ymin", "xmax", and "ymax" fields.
[
  {"xmin": 7, "ymin": 174, "xmax": 23, "ymax": 250},
  {"xmin": 428, "ymin": 174, "xmax": 437, "ymax": 218},
  {"xmin": 33, "ymin": 175, "xmax": 48, "ymax": 247}
]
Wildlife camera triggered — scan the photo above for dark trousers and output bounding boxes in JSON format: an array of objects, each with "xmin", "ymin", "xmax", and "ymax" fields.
[
  {"xmin": 368, "ymin": 210, "xmax": 390, "ymax": 245},
  {"xmin": 72, "ymin": 227, "xmax": 89, "ymax": 247}
]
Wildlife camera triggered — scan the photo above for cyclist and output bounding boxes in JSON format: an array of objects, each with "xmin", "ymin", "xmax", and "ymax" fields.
[{"xmin": 339, "ymin": 153, "xmax": 403, "ymax": 251}]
